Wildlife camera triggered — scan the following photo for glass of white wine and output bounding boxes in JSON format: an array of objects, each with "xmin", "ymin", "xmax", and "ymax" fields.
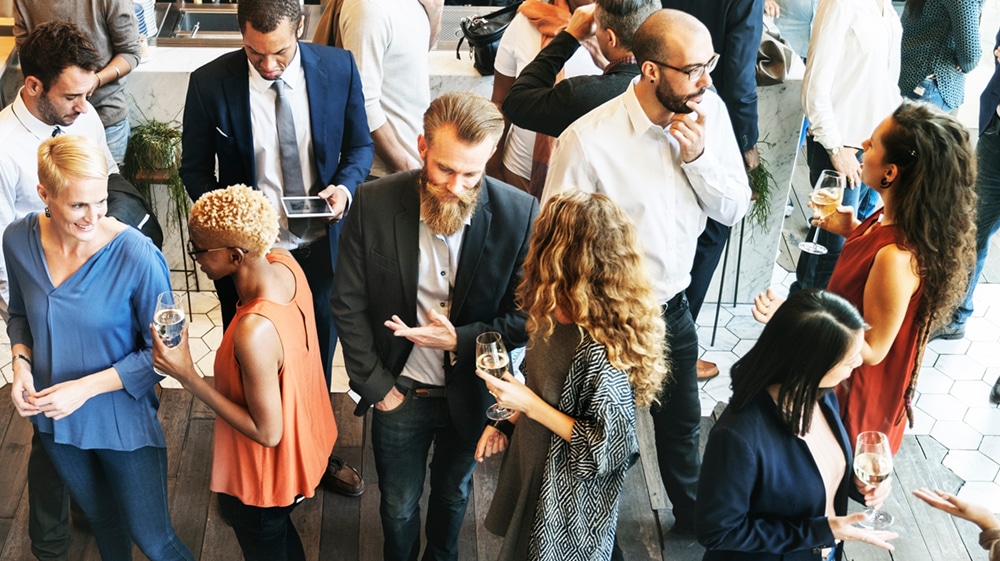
[
  {"xmin": 153, "ymin": 291, "xmax": 186, "ymax": 349},
  {"xmin": 476, "ymin": 331, "xmax": 513, "ymax": 421},
  {"xmin": 798, "ymin": 169, "xmax": 846, "ymax": 255},
  {"xmin": 853, "ymin": 431, "xmax": 894, "ymax": 529}
]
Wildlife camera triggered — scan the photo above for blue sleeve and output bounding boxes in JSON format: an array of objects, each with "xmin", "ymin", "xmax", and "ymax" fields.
[
  {"xmin": 696, "ymin": 424, "xmax": 836, "ymax": 553},
  {"xmin": 113, "ymin": 235, "xmax": 172, "ymax": 399},
  {"xmin": 331, "ymin": 51, "xmax": 375, "ymax": 193},
  {"xmin": 3, "ymin": 222, "xmax": 33, "ymax": 349},
  {"xmin": 720, "ymin": 0, "xmax": 763, "ymax": 151}
]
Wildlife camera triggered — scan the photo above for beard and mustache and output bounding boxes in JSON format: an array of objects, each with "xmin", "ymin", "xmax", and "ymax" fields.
[
  {"xmin": 655, "ymin": 79, "xmax": 706, "ymax": 115},
  {"xmin": 418, "ymin": 169, "xmax": 481, "ymax": 236}
]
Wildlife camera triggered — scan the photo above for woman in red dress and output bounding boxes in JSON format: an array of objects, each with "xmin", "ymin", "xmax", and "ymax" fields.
[{"xmin": 756, "ymin": 102, "xmax": 977, "ymax": 453}]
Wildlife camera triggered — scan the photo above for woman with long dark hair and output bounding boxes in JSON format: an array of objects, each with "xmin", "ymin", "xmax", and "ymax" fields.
[{"xmin": 698, "ymin": 289, "xmax": 897, "ymax": 560}]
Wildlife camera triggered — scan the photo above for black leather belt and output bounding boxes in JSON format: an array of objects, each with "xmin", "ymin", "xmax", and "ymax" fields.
[
  {"xmin": 394, "ymin": 376, "xmax": 447, "ymax": 398},
  {"xmin": 662, "ymin": 291, "xmax": 686, "ymax": 313},
  {"xmin": 290, "ymin": 235, "xmax": 328, "ymax": 260}
]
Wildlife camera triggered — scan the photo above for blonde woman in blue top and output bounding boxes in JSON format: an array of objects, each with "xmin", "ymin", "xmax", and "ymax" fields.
[{"xmin": 5, "ymin": 135, "xmax": 193, "ymax": 561}]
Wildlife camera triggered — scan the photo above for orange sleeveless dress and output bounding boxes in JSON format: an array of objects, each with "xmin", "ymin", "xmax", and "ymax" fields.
[
  {"xmin": 829, "ymin": 211, "xmax": 923, "ymax": 455},
  {"xmin": 210, "ymin": 252, "xmax": 338, "ymax": 507}
]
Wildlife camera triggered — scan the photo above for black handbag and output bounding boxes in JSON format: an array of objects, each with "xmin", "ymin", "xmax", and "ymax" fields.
[{"xmin": 456, "ymin": 1, "xmax": 523, "ymax": 76}]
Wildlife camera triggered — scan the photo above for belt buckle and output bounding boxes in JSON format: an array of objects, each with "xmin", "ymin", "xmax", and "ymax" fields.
[{"xmin": 414, "ymin": 388, "xmax": 431, "ymax": 398}]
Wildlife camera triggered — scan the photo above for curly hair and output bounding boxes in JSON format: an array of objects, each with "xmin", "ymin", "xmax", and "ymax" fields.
[
  {"xmin": 238, "ymin": 0, "xmax": 302, "ymax": 34},
  {"xmin": 882, "ymin": 102, "xmax": 977, "ymax": 336},
  {"xmin": 37, "ymin": 135, "xmax": 108, "ymax": 197},
  {"xmin": 20, "ymin": 21, "xmax": 102, "ymax": 91},
  {"xmin": 188, "ymin": 185, "xmax": 279, "ymax": 257},
  {"xmin": 518, "ymin": 191, "xmax": 668, "ymax": 407}
]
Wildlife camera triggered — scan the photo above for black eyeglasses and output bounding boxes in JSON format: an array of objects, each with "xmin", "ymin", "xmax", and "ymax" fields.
[
  {"xmin": 186, "ymin": 240, "xmax": 248, "ymax": 258},
  {"xmin": 647, "ymin": 53, "xmax": 720, "ymax": 82}
]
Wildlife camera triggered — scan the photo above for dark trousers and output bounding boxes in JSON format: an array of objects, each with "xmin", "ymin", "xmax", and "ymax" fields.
[
  {"xmin": 792, "ymin": 136, "xmax": 879, "ymax": 292},
  {"xmin": 217, "ymin": 493, "xmax": 305, "ymax": 561},
  {"xmin": 214, "ymin": 233, "xmax": 338, "ymax": 387},
  {"xmin": 649, "ymin": 295, "xmax": 701, "ymax": 528},
  {"xmin": 686, "ymin": 218, "xmax": 730, "ymax": 322},
  {"xmin": 28, "ymin": 426, "xmax": 71, "ymax": 561},
  {"xmin": 371, "ymin": 391, "xmax": 479, "ymax": 561}
]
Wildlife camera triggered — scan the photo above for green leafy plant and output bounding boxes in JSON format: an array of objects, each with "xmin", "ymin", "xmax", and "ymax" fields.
[
  {"xmin": 746, "ymin": 147, "xmax": 778, "ymax": 231},
  {"xmin": 123, "ymin": 119, "xmax": 188, "ymax": 222}
]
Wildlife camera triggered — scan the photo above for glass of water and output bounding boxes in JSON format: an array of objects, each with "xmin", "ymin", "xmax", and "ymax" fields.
[{"xmin": 153, "ymin": 291, "xmax": 186, "ymax": 348}]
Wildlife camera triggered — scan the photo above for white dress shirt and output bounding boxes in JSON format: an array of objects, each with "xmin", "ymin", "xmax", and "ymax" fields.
[
  {"xmin": 0, "ymin": 89, "xmax": 117, "ymax": 314},
  {"xmin": 399, "ymin": 215, "xmax": 469, "ymax": 386},
  {"xmin": 543, "ymin": 80, "xmax": 751, "ymax": 303},
  {"xmin": 249, "ymin": 46, "xmax": 345, "ymax": 248},
  {"xmin": 802, "ymin": 0, "xmax": 902, "ymax": 150}
]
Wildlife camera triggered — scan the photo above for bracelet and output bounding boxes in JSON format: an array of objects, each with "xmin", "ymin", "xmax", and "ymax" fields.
[
  {"xmin": 112, "ymin": 64, "xmax": 121, "ymax": 80},
  {"xmin": 15, "ymin": 353, "xmax": 32, "ymax": 367},
  {"xmin": 95, "ymin": 73, "xmax": 102, "ymax": 88}
]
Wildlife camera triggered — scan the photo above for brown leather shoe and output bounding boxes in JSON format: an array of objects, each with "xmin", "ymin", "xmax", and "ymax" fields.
[
  {"xmin": 321, "ymin": 454, "xmax": 365, "ymax": 497},
  {"xmin": 697, "ymin": 359, "xmax": 719, "ymax": 380}
]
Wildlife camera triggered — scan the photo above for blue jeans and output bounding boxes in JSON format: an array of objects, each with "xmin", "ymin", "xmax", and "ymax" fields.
[
  {"xmin": 649, "ymin": 295, "xmax": 700, "ymax": 529},
  {"xmin": 371, "ymin": 390, "xmax": 479, "ymax": 561},
  {"xmin": 903, "ymin": 77, "xmax": 954, "ymax": 113},
  {"xmin": 792, "ymin": 136, "xmax": 880, "ymax": 292},
  {"xmin": 105, "ymin": 118, "xmax": 130, "ymax": 166},
  {"xmin": 216, "ymin": 493, "xmax": 305, "ymax": 561},
  {"xmin": 952, "ymin": 122, "xmax": 1000, "ymax": 327},
  {"xmin": 38, "ymin": 433, "xmax": 194, "ymax": 561}
]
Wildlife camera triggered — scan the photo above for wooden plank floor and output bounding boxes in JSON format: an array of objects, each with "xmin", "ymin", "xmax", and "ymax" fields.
[{"xmin": 0, "ymin": 384, "xmax": 985, "ymax": 560}]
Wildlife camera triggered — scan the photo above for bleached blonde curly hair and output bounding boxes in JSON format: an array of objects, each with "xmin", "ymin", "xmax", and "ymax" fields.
[
  {"xmin": 187, "ymin": 184, "xmax": 279, "ymax": 256},
  {"xmin": 519, "ymin": 190, "xmax": 669, "ymax": 407}
]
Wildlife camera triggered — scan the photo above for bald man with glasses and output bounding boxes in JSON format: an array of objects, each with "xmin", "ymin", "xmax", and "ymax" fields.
[{"xmin": 543, "ymin": 9, "xmax": 751, "ymax": 535}]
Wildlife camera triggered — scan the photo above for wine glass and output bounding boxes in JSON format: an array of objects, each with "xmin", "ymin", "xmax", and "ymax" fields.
[
  {"xmin": 153, "ymin": 291, "xmax": 186, "ymax": 349},
  {"xmin": 853, "ymin": 431, "xmax": 894, "ymax": 529},
  {"xmin": 476, "ymin": 331, "xmax": 513, "ymax": 421},
  {"xmin": 798, "ymin": 170, "xmax": 846, "ymax": 255}
]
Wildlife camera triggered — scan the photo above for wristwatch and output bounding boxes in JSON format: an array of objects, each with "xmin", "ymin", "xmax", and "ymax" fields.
[{"xmin": 826, "ymin": 146, "xmax": 842, "ymax": 157}]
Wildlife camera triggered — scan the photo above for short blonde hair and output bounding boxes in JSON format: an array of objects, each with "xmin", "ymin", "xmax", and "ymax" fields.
[
  {"xmin": 37, "ymin": 135, "xmax": 108, "ymax": 197},
  {"xmin": 188, "ymin": 184, "xmax": 279, "ymax": 256}
]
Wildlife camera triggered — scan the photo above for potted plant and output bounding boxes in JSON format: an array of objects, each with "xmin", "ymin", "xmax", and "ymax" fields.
[{"xmin": 123, "ymin": 118, "xmax": 187, "ymax": 220}]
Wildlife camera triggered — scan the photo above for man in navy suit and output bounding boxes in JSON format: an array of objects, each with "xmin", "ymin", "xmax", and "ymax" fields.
[
  {"xmin": 333, "ymin": 92, "xmax": 538, "ymax": 561},
  {"xmin": 179, "ymin": 0, "xmax": 373, "ymax": 496},
  {"xmin": 937, "ymin": 28, "xmax": 1000, "ymax": 403}
]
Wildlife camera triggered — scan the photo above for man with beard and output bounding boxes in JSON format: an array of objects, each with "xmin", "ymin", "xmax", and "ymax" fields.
[
  {"xmin": 542, "ymin": 9, "xmax": 750, "ymax": 536},
  {"xmin": 333, "ymin": 92, "xmax": 538, "ymax": 561}
]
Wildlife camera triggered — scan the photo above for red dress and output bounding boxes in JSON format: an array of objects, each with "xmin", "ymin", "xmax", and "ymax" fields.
[{"xmin": 828, "ymin": 211, "xmax": 923, "ymax": 455}]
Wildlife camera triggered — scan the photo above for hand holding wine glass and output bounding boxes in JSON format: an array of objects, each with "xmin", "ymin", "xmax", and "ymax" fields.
[
  {"xmin": 854, "ymin": 431, "xmax": 894, "ymax": 529},
  {"xmin": 154, "ymin": 291, "xmax": 186, "ymax": 348},
  {"xmin": 476, "ymin": 332, "xmax": 513, "ymax": 421},
  {"xmin": 799, "ymin": 170, "xmax": 846, "ymax": 255}
]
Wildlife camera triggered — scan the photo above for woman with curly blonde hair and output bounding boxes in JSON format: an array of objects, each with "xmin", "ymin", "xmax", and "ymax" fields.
[
  {"xmin": 152, "ymin": 185, "xmax": 337, "ymax": 561},
  {"xmin": 476, "ymin": 190, "xmax": 668, "ymax": 561},
  {"xmin": 755, "ymin": 102, "xmax": 977, "ymax": 454}
]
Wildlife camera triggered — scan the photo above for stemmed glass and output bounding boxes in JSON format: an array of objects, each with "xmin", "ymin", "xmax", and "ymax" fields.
[
  {"xmin": 153, "ymin": 291, "xmax": 186, "ymax": 349},
  {"xmin": 798, "ymin": 170, "xmax": 846, "ymax": 255},
  {"xmin": 476, "ymin": 331, "xmax": 513, "ymax": 421},
  {"xmin": 853, "ymin": 431, "xmax": 894, "ymax": 529}
]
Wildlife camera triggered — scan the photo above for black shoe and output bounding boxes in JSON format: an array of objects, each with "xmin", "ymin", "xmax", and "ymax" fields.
[
  {"xmin": 991, "ymin": 376, "xmax": 1000, "ymax": 405},
  {"xmin": 930, "ymin": 323, "xmax": 965, "ymax": 341},
  {"xmin": 321, "ymin": 454, "xmax": 365, "ymax": 497}
]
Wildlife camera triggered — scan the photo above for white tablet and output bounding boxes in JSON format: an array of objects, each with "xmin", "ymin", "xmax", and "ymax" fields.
[{"xmin": 282, "ymin": 196, "xmax": 335, "ymax": 218}]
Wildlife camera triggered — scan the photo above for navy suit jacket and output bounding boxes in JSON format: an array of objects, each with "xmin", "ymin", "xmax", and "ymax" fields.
[
  {"xmin": 980, "ymin": 29, "xmax": 1000, "ymax": 134},
  {"xmin": 332, "ymin": 171, "xmax": 539, "ymax": 446},
  {"xmin": 696, "ymin": 391, "xmax": 852, "ymax": 561},
  {"xmin": 179, "ymin": 42, "xmax": 374, "ymax": 261},
  {"xmin": 661, "ymin": 0, "xmax": 763, "ymax": 152}
]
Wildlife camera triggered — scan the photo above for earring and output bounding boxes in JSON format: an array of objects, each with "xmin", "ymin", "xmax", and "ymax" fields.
[
  {"xmin": 44, "ymin": 207, "xmax": 50, "ymax": 218},
  {"xmin": 880, "ymin": 177, "xmax": 891, "ymax": 188}
]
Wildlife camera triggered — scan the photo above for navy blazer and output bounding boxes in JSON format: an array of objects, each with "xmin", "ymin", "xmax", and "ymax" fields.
[
  {"xmin": 661, "ymin": 0, "xmax": 763, "ymax": 152},
  {"xmin": 980, "ymin": 28, "xmax": 1000, "ymax": 134},
  {"xmin": 331, "ymin": 171, "xmax": 539, "ymax": 446},
  {"xmin": 696, "ymin": 391, "xmax": 851, "ymax": 561},
  {"xmin": 179, "ymin": 43, "xmax": 374, "ymax": 261}
]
